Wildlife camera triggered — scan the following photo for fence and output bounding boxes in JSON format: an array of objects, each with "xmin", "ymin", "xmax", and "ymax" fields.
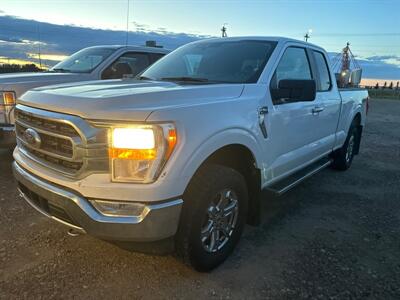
[{"xmin": 368, "ymin": 89, "xmax": 400, "ymax": 100}]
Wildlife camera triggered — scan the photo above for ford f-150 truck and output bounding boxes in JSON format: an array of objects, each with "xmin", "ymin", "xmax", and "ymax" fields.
[
  {"xmin": 0, "ymin": 45, "xmax": 169, "ymax": 147},
  {"xmin": 12, "ymin": 37, "xmax": 368, "ymax": 271}
]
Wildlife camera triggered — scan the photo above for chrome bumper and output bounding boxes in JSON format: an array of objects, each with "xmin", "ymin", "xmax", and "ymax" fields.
[{"xmin": 12, "ymin": 162, "xmax": 183, "ymax": 242}]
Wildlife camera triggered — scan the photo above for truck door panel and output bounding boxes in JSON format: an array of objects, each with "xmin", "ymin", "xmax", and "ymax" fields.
[
  {"xmin": 266, "ymin": 46, "xmax": 321, "ymax": 179},
  {"xmin": 311, "ymin": 50, "xmax": 342, "ymax": 153}
]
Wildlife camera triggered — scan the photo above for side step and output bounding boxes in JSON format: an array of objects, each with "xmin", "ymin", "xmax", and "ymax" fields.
[{"xmin": 265, "ymin": 157, "xmax": 332, "ymax": 195}]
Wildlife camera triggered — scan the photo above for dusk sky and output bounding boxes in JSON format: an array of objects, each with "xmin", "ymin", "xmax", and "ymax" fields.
[{"xmin": 0, "ymin": 0, "xmax": 399, "ymax": 80}]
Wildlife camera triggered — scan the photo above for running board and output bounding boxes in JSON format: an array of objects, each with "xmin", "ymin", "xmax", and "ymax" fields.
[{"xmin": 265, "ymin": 157, "xmax": 332, "ymax": 195}]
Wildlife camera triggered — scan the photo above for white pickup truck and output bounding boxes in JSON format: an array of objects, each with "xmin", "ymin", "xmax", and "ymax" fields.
[
  {"xmin": 12, "ymin": 37, "xmax": 368, "ymax": 271},
  {"xmin": 0, "ymin": 45, "xmax": 168, "ymax": 147}
]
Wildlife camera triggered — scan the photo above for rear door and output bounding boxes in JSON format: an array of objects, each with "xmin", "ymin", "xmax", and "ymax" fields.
[{"xmin": 309, "ymin": 50, "xmax": 342, "ymax": 153}]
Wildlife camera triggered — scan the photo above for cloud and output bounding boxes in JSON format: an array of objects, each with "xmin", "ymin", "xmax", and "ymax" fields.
[
  {"xmin": 364, "ymin": 55, "xmax": 400, "ymax": 67},
  {"xmin": 27, "ymin": 53, "xmax": 69, "ymax": 62},
  {"xmin": 0, "ymin": 15, "xmax": 205, "ymax": 67},
  {"xmin": 0, "ymin": 35, "xmax": 25, "ymax": 44}
]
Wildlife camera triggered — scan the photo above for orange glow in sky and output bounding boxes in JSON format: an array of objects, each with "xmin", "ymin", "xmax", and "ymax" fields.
[
  {"xmin": 0, "ymin": 56, "xmax": 40, "ymax": 66},
  {"xmin": 27, "ymin": 53, "xmax": 68, "ymax": 62}
]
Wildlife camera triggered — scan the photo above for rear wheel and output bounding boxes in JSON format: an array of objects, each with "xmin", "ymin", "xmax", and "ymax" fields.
[
  {"xmin": 176, "ymin": 164, "xmax": 248, "ymax": 272},
  {"xmin": 332, "ymin": 123, "xmax": 359, "ymax": 170}
]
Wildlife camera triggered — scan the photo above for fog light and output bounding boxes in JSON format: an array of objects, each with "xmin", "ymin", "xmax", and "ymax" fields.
[{"xmin": 90, "ymin": 199, "xmax": 146, "ymax": 217}]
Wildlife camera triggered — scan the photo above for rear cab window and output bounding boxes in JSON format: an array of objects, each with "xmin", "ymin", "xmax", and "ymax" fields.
[{"xmin": 149, "ymin": 53, "xmax": 165, "ymax": 64}]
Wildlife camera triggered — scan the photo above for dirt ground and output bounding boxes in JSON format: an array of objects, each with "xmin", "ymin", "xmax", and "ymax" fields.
[{"xmin": 0, "ymin": 98, "xmax": 399, "ymax": 299}]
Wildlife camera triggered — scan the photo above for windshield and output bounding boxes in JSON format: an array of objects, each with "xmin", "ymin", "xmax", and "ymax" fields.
[
  {"xmin": 51, "ymin": 47, "xmax": 116, "ymax": 73},
  {"xmin": 140, "ymin": 40, "xmax": 277, "ymax": 84}
]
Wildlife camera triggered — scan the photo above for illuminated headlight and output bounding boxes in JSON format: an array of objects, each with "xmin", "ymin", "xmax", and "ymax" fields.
[
  {"xmin": 90, "ymin": 199, "xmax": 146, "ymax": 217},
  {"xmin": 109, "ymin": 124, "xmax": 177, "ymax": 183}
]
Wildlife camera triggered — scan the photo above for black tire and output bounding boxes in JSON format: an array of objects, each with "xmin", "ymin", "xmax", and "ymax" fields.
[
  {"xmin": 175, "ymin": 164, "xmax": 248, "ymax": 272},
  {"xmin": 332, "ymin": 123, "xmax": 359, "ymax": 170}
]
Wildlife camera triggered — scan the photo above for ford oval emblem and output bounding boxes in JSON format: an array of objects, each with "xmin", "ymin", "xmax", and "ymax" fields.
[{"xmin": 23, "ymin": 128, "xmax": 41, "ymax": 148}]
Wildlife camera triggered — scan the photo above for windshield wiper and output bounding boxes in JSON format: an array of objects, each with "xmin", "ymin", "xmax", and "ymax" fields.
[
  {"xmin": 51, "ymin": 68, "xmax": 71, "ymax": 73},
  {"xmin": 160, "ymin": 76, "xmax": 211, "ymax": 83},
  {"xmin": 137, "ymin": 75, "xmax": 155, "ymax": 80}
]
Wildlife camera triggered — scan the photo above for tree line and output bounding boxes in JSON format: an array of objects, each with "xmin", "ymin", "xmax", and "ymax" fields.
[
  {"xmin": 374, "ymin": 81, "xmax": 400, "ymax": 90},
  {"xmin": 0, "ymin": 64, "xmax": 44, "ymax": 73}
]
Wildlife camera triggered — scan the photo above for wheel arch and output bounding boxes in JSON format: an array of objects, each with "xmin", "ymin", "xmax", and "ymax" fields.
[{"xmin": 181, "ymin": 131, "xmax": 263, "ymax": 226}]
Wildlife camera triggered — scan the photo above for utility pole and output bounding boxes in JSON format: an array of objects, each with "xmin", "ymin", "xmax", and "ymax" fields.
[
  {"xmin": 221, "ymin": 23, "xmax": 228, "ymax": 37},
  {"xmin": 37, "ymin": 24, "xmax": 42, "ymax": 69},
  {"xmin": 304, "ymin": 29, "xmax": 312, "ymax": 42},
  {"xmin": 125, "ymin": 0, "xmax": 130, "ymax": 46}
]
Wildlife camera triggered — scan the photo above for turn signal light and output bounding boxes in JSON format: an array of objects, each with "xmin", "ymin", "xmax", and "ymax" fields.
[
  {"xmin": 109, "ymin": 148, "xmax": 157, "ymax": 160},
  {"xmin": 3, "ymin": 92, "xmax": 16, "ymax": 105}
]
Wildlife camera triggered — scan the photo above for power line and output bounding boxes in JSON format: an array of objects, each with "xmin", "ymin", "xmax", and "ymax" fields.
[
  {"xmin": 125, "ymin": 0, "xmax": 130, "ymax": 46},
  {"xmin": 313, "ymin": 33, "xmax": 400, "ymax": 37}
]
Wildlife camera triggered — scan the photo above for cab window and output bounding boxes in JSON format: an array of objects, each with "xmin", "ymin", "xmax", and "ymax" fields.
[
  {"xmin": 102, "ymin": 52, "xmax": 150, "ymax": 79},
  {"xmin": 270, "ymin": 47, "xmax": 313, "ymax": 104},
  {"xmin": 273, "ymin": 47, "xmax": 312, "ymax": 85},
  {"xmin": 313, "ymin": 51, "xmax": 332, "ymax": 91}
]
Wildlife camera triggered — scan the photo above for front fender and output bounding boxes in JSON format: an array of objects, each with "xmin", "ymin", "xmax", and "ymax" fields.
[{"xmin": 178, "ymin": 128, "xmax": 263, "ymax": 190}]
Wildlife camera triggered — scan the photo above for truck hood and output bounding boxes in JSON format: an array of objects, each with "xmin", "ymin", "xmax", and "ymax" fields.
[
  {"xmin": 18, "ymin": 80, "xmax": 245, "ymax": 122},
  {"xmin": 0, "ymin": 72, "xmax": 91, "ymax": 98}
]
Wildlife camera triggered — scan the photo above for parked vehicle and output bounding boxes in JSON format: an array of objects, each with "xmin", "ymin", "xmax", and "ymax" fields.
[
  {"xmin": 0, "ymin": 45, "xmax": 169, "ymax": 147},
  {"xmin": 12, "ymin": 37, "xmax": 368, "ymax": 271}
]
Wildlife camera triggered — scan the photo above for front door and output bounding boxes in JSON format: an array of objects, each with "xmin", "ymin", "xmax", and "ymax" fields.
[{"xmin": 264, "ymin": 46, "xmax": 322, "ymax": 181}]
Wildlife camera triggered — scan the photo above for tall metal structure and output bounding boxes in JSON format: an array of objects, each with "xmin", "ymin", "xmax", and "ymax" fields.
[
  {"xmin": 341, "ymin": 42, "xmax": 351, "ymax": 73},
  {"xmin": 331, "ymin": 42, "xmax": 362, "ymax": 88}
]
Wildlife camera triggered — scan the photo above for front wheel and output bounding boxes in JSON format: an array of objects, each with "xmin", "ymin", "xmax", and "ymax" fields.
[{"xmin": 176, "ymin": 164, "xmax": 248, "ymax": 272}]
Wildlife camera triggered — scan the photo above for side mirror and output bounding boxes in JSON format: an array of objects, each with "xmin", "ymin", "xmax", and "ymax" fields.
[{"xmin": 272, "ymin": 79, "xmax": 316, "ymax": 103}]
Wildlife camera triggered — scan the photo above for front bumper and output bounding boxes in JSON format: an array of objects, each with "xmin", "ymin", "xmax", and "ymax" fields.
[
  {"xmin": 0, "ymin": 125, "xmax": 16, "ymax": 148},
  {"xmin": 13, "ymin": 162, "xmax": 183, "ymax": 242}
]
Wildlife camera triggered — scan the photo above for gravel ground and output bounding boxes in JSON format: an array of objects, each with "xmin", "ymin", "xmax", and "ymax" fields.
[{"xmin": 0, "ymin": 98, "xmax": 399, "ymax": 299}]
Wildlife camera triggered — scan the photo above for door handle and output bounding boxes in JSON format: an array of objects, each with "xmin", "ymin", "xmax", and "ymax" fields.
[
  {"xmin": 258, "ymin": 106, "xmax": 268, "ymax": 138},
  {"xmin": 312, "ymin": 106, "xmax": 324, "ymax": 114}
]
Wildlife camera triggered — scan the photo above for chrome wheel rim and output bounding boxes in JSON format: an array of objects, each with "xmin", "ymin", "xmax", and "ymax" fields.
[
  {"xmin": 346, "ymin": 134, "xmax": 355, "ymax": 163},
  {"xmin": 201, "ymin": 189, "xmax": 239, "ymax": 253}
]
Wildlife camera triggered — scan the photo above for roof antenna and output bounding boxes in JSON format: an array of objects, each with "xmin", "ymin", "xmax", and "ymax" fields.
[
  {"xmin": 125, "ymin": 0, "xmax": 130, "ymax": 46},
  {"xmin": 221, "ymin": 23, "xmax": 228, "ymax": 37},
  {"xmin": 304, "ymin": 29, "xmax": 312, "ymax": 42}
]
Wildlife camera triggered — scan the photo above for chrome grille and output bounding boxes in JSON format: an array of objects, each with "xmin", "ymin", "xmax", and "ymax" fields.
[
  {"xmin": 15, "ymin": 104, "xmax": 109, "ymax": 177},
  {"xmin": 16, "ymin": 123, "xmax": 74, "ymax": 157},
  {"xmin": 16, "ymin": 109, "xmax": 79, "ymax": 137}
]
